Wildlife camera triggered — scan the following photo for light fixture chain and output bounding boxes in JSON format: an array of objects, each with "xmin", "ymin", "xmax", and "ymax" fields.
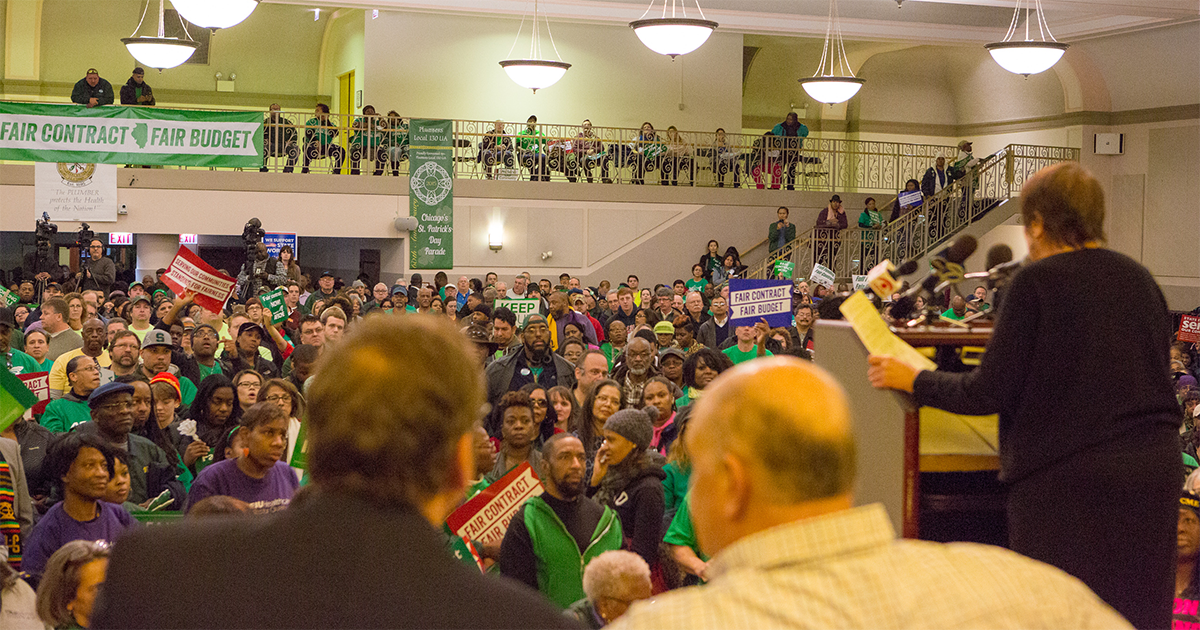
[
  {"xmin": 157, "ymin": 0, "xmax": 166, "ymax": 38},
  {"xmin": 131, "ymin": 0, "xmax": 150, "ymax": 37},
  {"xmin": 506, "ymin": 1, "xmax": 530, "ymax": 59}
]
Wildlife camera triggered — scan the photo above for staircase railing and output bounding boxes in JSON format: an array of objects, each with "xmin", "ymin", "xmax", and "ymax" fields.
[{"xmin": 743, "ymin": 144, "xmax": 1081, "ymax": 280}]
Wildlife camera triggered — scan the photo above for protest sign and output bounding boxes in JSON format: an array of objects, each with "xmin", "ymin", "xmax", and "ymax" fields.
[
  {"xmin": 263, "ymin": 233, "xmax": 297, "ymax": 260},
  {"xmin": 1, "ymin": 371, "xmax": 40, "ymax": 432},
  {"xmin": 495, "ymin": 298, "xmax": 540, "ymax": 328},
  {"xmin": 1181, "ymin": 314, "xmax": 1200, "ymax": 344},
  {"xmin": 772, "ymin": 260, "xmax": 794, "ymax": 279},
  {"xmin": 853, "ymin": 275, "xmax": 869, "ymax": 291},
  {"xmin": 289, "ymin": 420, "xmax": 308, "ymax": 470},
  {"xmin": 259, "ymin": 288, "xmax": 289, "ymax": 324},
  {"xmin": 809, "ymin": 263, "xmax": 836, "ymax": 288},
  {"xmin": 447, "ymin": 462, "xmax": 543, "ymax": 551},
  {"xmin": 899, "ymin": 190, "xmax": 924, "ymax": 207},
  {"xmin": 0, "ymin": 287, "xmax": 17, "ymax": 308},
  {"xmin": 17, "ymin": 372, "xmax": 49, "ymax": 417},
  {"xmin": 161, "ymin": 246, "xmax": 236, "ymax": 314},
  {"xmin": 729, "ymin": 279, "xmax": 793, "ymax": 328}
]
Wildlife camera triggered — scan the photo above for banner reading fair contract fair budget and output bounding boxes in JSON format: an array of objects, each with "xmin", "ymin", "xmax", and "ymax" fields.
[
  {"xmin": 409, "ymin": 119, "xmax": 454, "ymax": 270},
  {"xmin": 0, "ymin": 102, "xmax": 262, "ymax": 168}
]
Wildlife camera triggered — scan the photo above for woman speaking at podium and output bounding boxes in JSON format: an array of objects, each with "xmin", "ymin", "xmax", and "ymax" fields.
[{"xmin": 868, "ymin": 162, "xmax": 1179, "ymax": 629}]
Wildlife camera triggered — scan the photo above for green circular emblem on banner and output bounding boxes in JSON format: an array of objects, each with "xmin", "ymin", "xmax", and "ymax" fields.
[{"xmin": 410, "ymin": 161, "xmax": 452, "ymax": 205}]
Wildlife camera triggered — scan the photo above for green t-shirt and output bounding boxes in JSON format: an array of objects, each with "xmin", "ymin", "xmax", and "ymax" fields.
[
  {"xmin": 179, "ymin": 376, "xmax": 197, "ymax": 408},
  {"xmin": 663, "ymin": 495, "xmax": 708, "ymax": 562},
  {"xmin": 3, "ymin": 349, "xmax": 43, "ymax": 376},
  {"xmin": 941, "ymin": 308, "xmax": 966, "ymax": 321},
  {"xmin": 32, "ymin": 356, "xmax": 54, "ymax": 372},
  {"xmin": 196, "ymin": 361, "xmax": 223, "ymax": 386},
  {"xmin": 1185, "ymin": 452, "xmax": 1198, "ymax": 470},
  {"xmin": 722, "ymin": 345, "xmax": 773, "ymax": 365},
  {"xmin": 40, "ymin": 397, "xmax": 92, "ymax": 433},
  {"xmin": 685, "ymin": 278, "xmax": 709, "ymax": 292}
]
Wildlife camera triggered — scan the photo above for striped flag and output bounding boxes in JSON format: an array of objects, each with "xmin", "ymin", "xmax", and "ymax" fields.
[{"xmin": 0, "ymin": 369, "xmax": 38, "ymax": 432}]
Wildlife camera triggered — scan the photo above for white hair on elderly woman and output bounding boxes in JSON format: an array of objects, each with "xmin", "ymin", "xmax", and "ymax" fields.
[{"xmin": 582, "ymin": 549, "xmax": 650, "ymax": 602}]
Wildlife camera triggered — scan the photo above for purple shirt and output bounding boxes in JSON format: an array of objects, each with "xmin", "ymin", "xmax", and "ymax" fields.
[
  {"xmin": 24, "ymin": 501, "xmax": 138, "ymax": 576},
  {"xmin": 187, "ymin": 459, "xmax": 299, "ymax": 515}
]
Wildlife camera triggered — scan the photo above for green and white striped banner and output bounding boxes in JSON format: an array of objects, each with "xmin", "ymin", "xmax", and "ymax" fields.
[{"xmin": 0, "ymin": 102, "xmax": 262, "ymax": 168}]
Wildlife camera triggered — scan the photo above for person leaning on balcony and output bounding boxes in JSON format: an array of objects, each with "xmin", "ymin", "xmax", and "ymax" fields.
[
  {"xmin": 711, "ymin": 128, "xmax": 741, "ymax": 189},
  {"xmin": 768, "ymin": 206, "xmax": 796, "ymax": 254},
  {"xmin": 568, "ymin": 119, "xmax": 606, "ymax": 183},
  {"xmin": 119, "ymin": 67, "xmax": 155, "ymax": 106},
  {"xmin": 771, "ymin": 112, "xmax": 809, "ymax": 191},
  {"xmin": 300, "ymin": 103, "xmax": 345, "ymax": 174},
  {"xmin": 71, "ymin": 68, "xmax": 114, "ymax": 108},
  {"xmin": 261, "ymin": 104, "xmax": 298, "ymax": 173}
]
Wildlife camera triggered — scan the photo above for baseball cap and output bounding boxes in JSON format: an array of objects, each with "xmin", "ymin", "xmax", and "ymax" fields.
[
  {"xmin": 391, "ymin": 285, "xmax": 406, "ymax": 295},
  {"xmin": 130, "ymin": 294, "xmax": 151, "ymax": 306},
  {"xmin": 958, "ymin": 140, "xmax": 973, "ymax": 149},
  {"xmin": 88, "ymin": 382, "xmax": 134, "ymax": 409},
  {"xmin": 653, "ymin": 321, "xmax": 675, "ymax": 335},
  {"xmin": 238, "ymin": 322, "xmax": 266, "ymax": 338},
  {"xmin": 320, "ymin": 271, "xmax": 334, "ymax": 278},
  {"xmin": 142, "ymin": 329, "xmax": 173, "ymax": 348},
  {"xmin": 659, "ymin": 347, "xmax": 685, "ymax": 363},
  {"xmin": 133, "ymin": 67, "xmax": 145, "ymax": 75},
  {"xmin": 830, "ymin": 194, "xmax": 842, "ymax": 203},
  {"xmin": 0, "ymin": 307, "xmax": 14, "ymax": 329}
]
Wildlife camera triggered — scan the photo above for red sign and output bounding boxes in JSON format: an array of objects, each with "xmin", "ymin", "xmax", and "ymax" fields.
[
  {"xmin": 18, "ymin": 372, "xmax": 49, "ymax": 415},
  {"xmin": 446, "ymin": 462, "xmax": 543, "ymax": 547},
  {"xmin": 162, "ymin": 246, "xmax": 236, "ymax": 314},
  {"xmin": 1181, "ymin": 314, "xmax": 1200, "ymax": 344}
]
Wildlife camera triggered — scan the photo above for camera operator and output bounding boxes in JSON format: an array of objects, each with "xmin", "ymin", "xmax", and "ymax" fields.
[
  {"xmin": 78, "ymin": 238, "xmax": 114, "ymax": 296},
  {"xmin": 235, "ymin": 242, "xmax": 286, "ymax": 300},
  {"xmin": 24, "ymin": 216, "xmax": 65, "ymax": 289}
]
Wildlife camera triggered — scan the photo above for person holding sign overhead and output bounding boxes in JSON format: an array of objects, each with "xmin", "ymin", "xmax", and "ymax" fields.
[{"xmin": 866, "ymin": 162, "xmax": 1180, "ymax": 629}]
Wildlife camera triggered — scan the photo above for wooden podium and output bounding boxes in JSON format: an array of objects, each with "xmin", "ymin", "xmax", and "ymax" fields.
[{"xmin": 814, "ymin": 320, "xmax": 996, "ymax": 539}]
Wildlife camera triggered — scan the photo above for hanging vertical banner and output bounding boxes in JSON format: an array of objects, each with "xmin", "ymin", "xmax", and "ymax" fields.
[
  {"xmin": 408, "ymin": 119, "xmax": 454, "ymax": 270},
  {"xmin": 35, "ymin": 162, "xmax": 119, "ymax": 222}
]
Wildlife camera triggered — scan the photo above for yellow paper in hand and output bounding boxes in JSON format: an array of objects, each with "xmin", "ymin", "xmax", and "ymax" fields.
[{"xmin": 838, "ymin": 292, "xmax": 937, "ymax": 372}]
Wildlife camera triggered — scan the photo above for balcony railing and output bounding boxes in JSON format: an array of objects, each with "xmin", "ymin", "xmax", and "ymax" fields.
[
  {"xmin": 13, "ymin": 105, "xmax": 957, "ymax": 193},
  {"xmin": 743, "ymin": 144, "xmax": 1081, "ymax": 280}
]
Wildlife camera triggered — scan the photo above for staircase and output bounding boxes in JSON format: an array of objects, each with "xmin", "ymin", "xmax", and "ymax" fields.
[{"xmin": 744, "ymin": 144, "xmax": 1081, "ymax": 281}]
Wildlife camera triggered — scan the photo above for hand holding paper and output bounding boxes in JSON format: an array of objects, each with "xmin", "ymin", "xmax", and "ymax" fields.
[{"xmin": 838, "ymin": 292, "xmax": 937, "ymax": 373}]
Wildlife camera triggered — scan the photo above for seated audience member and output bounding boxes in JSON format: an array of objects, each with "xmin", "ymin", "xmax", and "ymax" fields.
[
  {"xmin": 566, "ymin": 550, "xmax": 652, "ymax": 628},
  {"xmin": 0, "ymin": 556, "xmax": 38, "ymax": 627},
  {"xmin": 658, "ymin": 347, "xmax": 685, "ymax": 391},
  {"xmin": 486, "ymin": 391, "xmax": 541, "ymax": 482},
  {"xmin": 573, "ymin": 350, "xmax": 610, "ymax": 408},
  {"xmin": 696, "ymin": 294, "xmax": 730, "ymax": 350},
  {"xmin": 75, "ymin": 380, "xmax": 184, "ymax": 508},
  {"xmin": 676, "ymin": 349, "xmax": 733, "ymax": 408},
  {"xmin": 23, "ymin": 433, "xmax": 137, "ymax": 578},
  {"xmin": 608, "ymin": 357, "xmax": 1132, "ymax": 629},
  {"xmin": 941, "ymin": 295, "xmax": 968, "ymax": 321},
  {"xmin": 548, "ymin": 385, "xmax": 577, "ymax": 434},
  {"xmin": 611, "ymin": 338, "xmax": 657, "ymax": 406},
  {"xmin": 35, "ymin": 540, "xmax": 110, "ymax": 629},
  {"xmin": 480, "ymin": 120, "xmax": 515, "ymax": 178},
  {"xmin": 48, "ymin": 319, "xmax": 109, "ymax": 399},
  {"xmin": 500, "ymin": 434, "xmax": 623, "ymax": 608},
  {"xmin": 300, "ymin": 103, "xmax": 345, "ymax": 174},
  {"xmin": 185, "ymin": 374, "xmax": 237, "ymax": 470},
  {"xmin": 40, "ymin": 357, "xmax": 101, "ymax": 433},
  {"xmin": 232, "ymin": 369, "xmax": 264, "ymax": 417},
  {"xmin": 23, "ymin": 329, "xmax": 53, "ymax": 371},
  {"xmin": 258, "ymin": 378, "xmax": 305, "ymax": 480},
  {"xmin": 187, "ymin": 402, "xmax": 299, "ymax": 515},
  {"xmin": 261, "ymin": 104, "xmax": 299, "ymax": 173},
  {"xmin": 587, "ymin": 409, "xmax": 665, "ymax": 585},
  {"xmin": 519, "ymin": 383, "xmax": 558, "ymax": 442},
  {"xmin": 94, "ymin": 317, "xmax": 575, "ymax": 628},
  {"xmin": 640, "ymin": 376, "xmax": 678, "ymax": 454}
]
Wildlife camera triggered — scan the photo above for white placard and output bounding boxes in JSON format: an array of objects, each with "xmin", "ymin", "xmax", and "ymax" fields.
[
  {"xmin": 853, "ymin": 275, "xmax": 869, "ymax": 291},
  {"xmin": 809, "ymin": 263, "xmax": 836, "ymax": 289},
  {"xmin": 35, "ymin": 162, "xmax": 118, "ymax": 222}
]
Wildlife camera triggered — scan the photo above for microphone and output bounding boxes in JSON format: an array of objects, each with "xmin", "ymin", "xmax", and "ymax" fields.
[
  {"xmin": 891, "ymin": 235, "xmax": 978, "ymax": 320},
  {"xmin": 865, "ymin": 259, "xmax": 916, "ymax": 299},
  {"xmin": 964, "ymin": 244, "xmax": 1021, "ymax": 290},
  {"xmin": 894, "ymin": 260, "xmax": 919, "ymax": 277}
]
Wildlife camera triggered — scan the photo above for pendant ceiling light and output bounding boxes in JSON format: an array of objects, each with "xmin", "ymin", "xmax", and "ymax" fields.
[
  {"xmin": 122, "ymin": 0, "xmax": 199, "ymax": 70},
  {"xmin": 630, "ymin": 0, "xmax": 717, "ymax": 59},
  {"xmin": 499, "ymin": 0, "xmax": 571, "ymax": 93},
  {"xmin": 986, "ymin": 0, "xmax": 1068, "ymax": 77},
  {"xmin": 170, "ymin": 0, "xmax": 260, "ymax": 30},
  {"xmin": 799, "ymin": 0, "xmax": 864, "ymax": 105}
]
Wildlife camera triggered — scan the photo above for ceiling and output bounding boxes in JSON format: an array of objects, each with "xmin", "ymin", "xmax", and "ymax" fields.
[{"xmin": 264, "ymin": 0, "xmax": 1200, "ymax": 43}]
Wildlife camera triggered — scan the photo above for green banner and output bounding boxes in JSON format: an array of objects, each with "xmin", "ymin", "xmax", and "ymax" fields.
[
  {"xmin": 772, "ymin": 260, "xmax": 794, "ymax": 280},
  {"xmin": 259, "ymin": 288, "xmax": 288, "ymax": 324},
  {"xmin": 408, "ymin": 119, "xmax": 454, "ymax": 269},
  {"xmin": 0, "ymin": 101, "xmax": 262, "ymax": 168}
]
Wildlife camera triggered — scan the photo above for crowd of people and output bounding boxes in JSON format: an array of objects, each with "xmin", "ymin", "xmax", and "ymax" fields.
[{"xmin": 1, "ymin": 161, "xmax": 1197, "ymax": 628}]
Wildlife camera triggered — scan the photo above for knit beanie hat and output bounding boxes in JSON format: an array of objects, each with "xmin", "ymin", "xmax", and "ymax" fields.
[{"xmin": 604, "ymin": 408, "xmax": 655, "ymax": 452}]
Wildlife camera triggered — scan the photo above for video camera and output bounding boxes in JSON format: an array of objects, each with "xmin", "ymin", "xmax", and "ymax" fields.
[
  {"xmin": 76, "ymin": 223, "xmax": 96, "ymax": 269},
  {"xmin": 238, "ymin": 218, "xmax": 267, "ymax": 302},
  {"xmin": 242, "ymin": 217, "xmax": 266, "ymax": 247},
  {"xmin": 35, "ymin": 212, "xmax": 58, "ymax": 245}
]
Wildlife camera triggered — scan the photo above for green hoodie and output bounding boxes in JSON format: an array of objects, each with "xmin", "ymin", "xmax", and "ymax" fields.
[{"xmin": 523, "ymin": 495, "xmax": 622, "ymax": 608}]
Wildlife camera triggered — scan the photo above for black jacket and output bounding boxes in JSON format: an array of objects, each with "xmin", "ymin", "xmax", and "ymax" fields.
[
  {"xmin": 71, "ymin": 77, "xmax": 114, "ymax": 106},
  {"xmin": 485, "ymin": 350, "xmax": 577, "ymax": 430},
  {"xmin": 93, "ymin": 491, "xmax": 578, "ymax": 629},
  {"xmin": 119, "ymin": 77, "xmax": 155, "ymax": 106},
  {"xmin": 588, "ymin": 453, "xmax": 666, "ymax": 569}
]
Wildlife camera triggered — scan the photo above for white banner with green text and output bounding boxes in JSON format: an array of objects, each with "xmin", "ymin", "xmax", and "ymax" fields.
[{"xmin": 0, "ymin": 102, "xmax": 262, "ymax": 168}]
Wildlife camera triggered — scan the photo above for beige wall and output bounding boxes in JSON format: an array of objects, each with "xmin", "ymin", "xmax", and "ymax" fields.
[
  {"xmin": 320, "ymin": 9, "xmax": 365, "ymax": 117},
  {"xmin": 363, "ymin": 10, "xmax": 744, "ymax": 131}
]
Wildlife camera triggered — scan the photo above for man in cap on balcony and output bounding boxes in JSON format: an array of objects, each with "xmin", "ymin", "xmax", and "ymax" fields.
[
  {"xmin": 119, "ymin": 67, "xmax": 155, "ymax": 106},
  {"xmin": 71, "ymin": 68, "xmax": 113, "ymax": 108}
]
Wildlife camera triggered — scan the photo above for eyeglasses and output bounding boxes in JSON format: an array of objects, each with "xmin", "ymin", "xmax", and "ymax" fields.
[
  {"xmin": 530, "ymin": 399, "xmax": 547, "ymax": 408},
  {"xmin": 237, "ymin": 382, "xmax": 261, "ymax": 389},
  {"xmin": 263, "ymin": 394, "xmax": 290, "ymax": 404}
]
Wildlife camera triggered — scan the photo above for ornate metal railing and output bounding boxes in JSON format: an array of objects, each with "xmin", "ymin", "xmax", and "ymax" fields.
[{"xmin": 744, "ymin": 144, "xmax": 1080, "ymax": 280}]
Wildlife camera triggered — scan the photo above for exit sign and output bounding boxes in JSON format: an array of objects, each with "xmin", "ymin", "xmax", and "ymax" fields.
[
  {"xmin": 179, "ymin": 234, "xmax": 198, "ymax": 245},
  {"xmin": 108, "ymin": 232, "xmax": 133, "ymax": 246}
]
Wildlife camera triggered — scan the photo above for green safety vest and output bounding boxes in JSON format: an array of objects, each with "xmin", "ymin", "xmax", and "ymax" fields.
[{"xmin": 523, "ymin": 495, "xmax": 623, "ymax": 608}]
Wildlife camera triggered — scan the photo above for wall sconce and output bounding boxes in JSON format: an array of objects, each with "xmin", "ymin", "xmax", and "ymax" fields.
[
  {"xmin": 489, "ymin": 229, "xmax": 503, "ymax": 252},
  {"xmin": 541, "ymin": 251, "xmax": 553, "ymax": 260}
]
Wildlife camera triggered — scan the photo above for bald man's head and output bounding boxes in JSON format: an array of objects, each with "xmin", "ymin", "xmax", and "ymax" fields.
[{"xmin": 687, "ymin": 357, "xmax": 856, "ymax": 556}]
